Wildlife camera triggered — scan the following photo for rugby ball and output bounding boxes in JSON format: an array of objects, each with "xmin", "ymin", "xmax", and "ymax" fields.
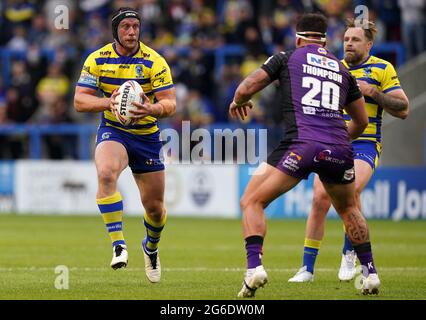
[{"xmin": 114, "ymin": 80, "xmax": 143, "ymax": 126}]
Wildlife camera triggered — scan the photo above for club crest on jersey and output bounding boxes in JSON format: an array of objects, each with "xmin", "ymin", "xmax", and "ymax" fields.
[
  {"xmin": 307, "ymin": 53, "xmax": 339, "ymax": 72},
  {"xmin": 363, "ymin": 66, "xmax": 372, "ymax": 77},
  {"xmin": 135, "ymin": 65, "xmax": 143, "ymax": 78}
]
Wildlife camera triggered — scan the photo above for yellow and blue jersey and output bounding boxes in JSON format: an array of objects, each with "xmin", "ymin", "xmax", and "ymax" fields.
[
  {"xmin": 77, "ymin": 42, "xmax": 174, "ymax": 135},
  {"xmin": 342, "ymin": 55, "xmax": 401, "ymax": 143}
]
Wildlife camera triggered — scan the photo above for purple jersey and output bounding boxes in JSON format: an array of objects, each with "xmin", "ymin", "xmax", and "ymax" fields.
[{"xmin": 261, "ymin": 44, "xmax": 362, "ymax": 145}]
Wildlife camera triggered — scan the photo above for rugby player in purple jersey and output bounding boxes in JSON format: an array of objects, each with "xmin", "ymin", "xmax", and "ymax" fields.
[{"xmin": 229, "ymin": 13, "xmax": 380, "ymax": 298}]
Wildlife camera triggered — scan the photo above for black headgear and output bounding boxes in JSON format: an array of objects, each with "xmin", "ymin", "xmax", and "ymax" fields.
[{"xmin": 111, "ymin": 7, "xmax": 141, "ymax": 47}]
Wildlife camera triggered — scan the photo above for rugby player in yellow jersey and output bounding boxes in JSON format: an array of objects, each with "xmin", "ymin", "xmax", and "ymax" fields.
[
  {"xmin": 73, "ymin": 7, "xmax": 176, "ymax": 283},
  {"xmin": 289, "ymin": 19, "xmax": 409, "ymax": 283}
]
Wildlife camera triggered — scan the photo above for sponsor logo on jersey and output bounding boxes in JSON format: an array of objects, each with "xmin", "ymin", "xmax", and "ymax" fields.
[
  {"xmin": 101, "ymin": 69, "xmax": 115, "ymax": 74},
  {"xmin": 78, "ymin": 71, "xmax": 97, "ymax": 87},
  {"xmin": 289, "ymin": 152, "xmax": 302, "ymax": 161},
  {"xmin": 119, "ymin": 65, "xmax": 130, "ymax": 69},
  {"xmin": 282, "ymin": 152, "xmax": 301, "ymax": 172},
  {"xmin": 343, "ymin": 167, "xmax": 355, "ymax": 181},
  {"xmin": 99, "ymin": 50, "xmax": 111, "ymax": 56},
  {"xmin": 307, "ymin": 53, "xmax": 339, "ymax": 72},
  {"xmin": 154, "ymin": 67, "xmax": 167, "ymax": 78},
  {"xmin": 317, "ymin": 47, "xmax": 327, "ymax": 55},
  {"xmin": 314, "ymin": 149, "xmax": 345, "ymax": 164},
  {"xmin": 145, "ymin": 158, "xmax": 163, "ymax": 166},
  {"xmin": 303, "ymin": 106, "xmax": 316, "ymax": 115},
  {"xmin": 152, "ymin": 77, "xmax": 170, "ymax": 88}
]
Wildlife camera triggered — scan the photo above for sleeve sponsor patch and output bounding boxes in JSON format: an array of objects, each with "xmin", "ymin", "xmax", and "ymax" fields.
[
  {"xmin": 78, "ymin": 71, "xmax": 98, "ymax": 87},
  {"xmin": 152, "ymin": 77, "xmax": 172, "ymax": 88}
]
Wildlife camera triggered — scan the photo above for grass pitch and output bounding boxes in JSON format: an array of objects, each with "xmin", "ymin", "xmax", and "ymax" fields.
[{"xmin": 0, "ymin": 214, "xmax": 425, "ymax": 300}]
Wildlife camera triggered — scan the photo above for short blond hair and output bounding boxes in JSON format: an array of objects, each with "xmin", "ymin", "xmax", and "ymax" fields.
[{"xmin": 346, "ymin": 18, "xmax": 377, "ymax": 41}]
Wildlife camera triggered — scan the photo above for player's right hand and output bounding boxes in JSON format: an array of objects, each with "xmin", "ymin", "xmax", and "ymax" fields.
[
  {"xmin": 109, "ymin": 89, "xmax": 119, "ymax": 112},
  {"xmin": 229, "ymin": 100, "xmax": 254, "ymax": 121}
]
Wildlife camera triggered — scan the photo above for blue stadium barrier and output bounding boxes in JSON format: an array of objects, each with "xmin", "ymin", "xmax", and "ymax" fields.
[{"xmin": 0, "ymin": 124, "xmax": 96, "ymax": 160}]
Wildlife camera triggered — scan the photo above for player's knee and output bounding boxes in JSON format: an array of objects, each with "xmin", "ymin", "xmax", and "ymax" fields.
[
  {"xmin": 354, "ymin": 184, "xmax": 363, "ymax": 197},
  {"xmin": 240, "ymin": 193, "xmax": 266, "ymax": 211},
  {"xmin": 311, "ymin": 190, "xmax": 330, "ymax": 213},
  {"xmin": 337, "ymin": 204, "xmax": 358, "ymax": 218},
  {"xmin": 240, "ymin": 193, "xmax": 253, "ymax": 211},
  {"xmin": 143, "ymin": 200, "xmax": 163, "ymax": 218},
  {"xmin": 97, "ymin": 167, "xmax": 119, "ymax": 187}
]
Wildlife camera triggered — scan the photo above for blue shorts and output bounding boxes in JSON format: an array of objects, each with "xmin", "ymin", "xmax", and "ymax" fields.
[
  {"xmin": 352, "ymin": 140, "xmax": 381, "ymax": 170},
  {"xmin": 96, "ymin": 125, "xmax": 164, "ymax": 174}
]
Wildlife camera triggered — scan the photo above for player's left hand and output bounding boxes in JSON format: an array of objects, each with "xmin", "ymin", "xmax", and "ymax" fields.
[
  {"xmin": 357, "ymin": 80, "xmax": 375, "ymax": 97},
  {"xmin": 130, "ymin": 92, "xmax": 159, "ymax": 118},
  {"xmin": 229, "ymin": 100, "xmax": 254, "ymax": 121}
]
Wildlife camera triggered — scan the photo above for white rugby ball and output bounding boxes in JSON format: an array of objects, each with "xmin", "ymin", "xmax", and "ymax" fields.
[{"xmin": 114, "ymin": 80, "xmax": 143, "ymax": 126}]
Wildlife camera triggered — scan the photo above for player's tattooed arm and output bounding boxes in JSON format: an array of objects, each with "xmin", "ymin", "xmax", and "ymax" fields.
[
  {"xmin": 234, "ymin": 68, "xmax": 272, "ymax": 104},
  {"xmin": 357, "ymin": 80, "xmax": 409, "ymax": 119},
  {"xmin": 371, "ymin": 89, "xmax": 409, "ymax": 119},
  {"xmin": 230, "ymin": 68, "xmax": 272, "ymax": 121}
]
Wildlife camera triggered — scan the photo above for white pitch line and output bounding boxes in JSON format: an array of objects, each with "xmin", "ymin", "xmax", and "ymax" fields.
[{"xmin": 0, "ymin": 267, "xmax": 425, "ymax": 272}]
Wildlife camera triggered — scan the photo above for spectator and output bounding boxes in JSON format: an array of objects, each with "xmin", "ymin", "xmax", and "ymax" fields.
[
  {"xmin": 33, "ymin": 97, "xmax": 77, "ymax": 159},
  {"xmin": 398, "ymin": 0, "xmax": 426, "ymax": 59},
  {"xmin": 7, "ymin": 24, "xmax": 28, "ymax": 50},
  {"xmin": 36, "ymin": 62, "xmax": 70, "ymax": 102},
  {"xmin": 28, "ymin": 13, "xmax": 48, "ymax": 45},
  {"xmin": 192, "ymin": 8, "xmax": 222, "ymax": 49}
]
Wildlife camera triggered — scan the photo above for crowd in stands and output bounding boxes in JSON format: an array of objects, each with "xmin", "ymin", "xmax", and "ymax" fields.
[{"xmin": 0, "ymin": 0, "xmax": 424, "ymax": 159}]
